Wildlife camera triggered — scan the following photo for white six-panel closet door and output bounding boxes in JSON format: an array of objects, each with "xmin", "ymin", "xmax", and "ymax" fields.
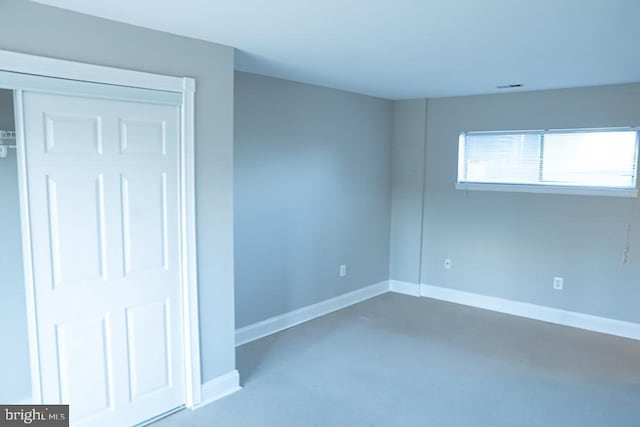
[{"xmin": 21, "ymin": 91, "xmax": 185, "ymax": 427}]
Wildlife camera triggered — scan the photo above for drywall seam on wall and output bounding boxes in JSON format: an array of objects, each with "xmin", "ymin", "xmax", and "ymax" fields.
[
  {"xmin": 388, "ymin": 99, "xmax": 427, "ymax": 283},
  {"xmin": 417, "ymin": 98, "xmax": 428, "ymax": 285}
]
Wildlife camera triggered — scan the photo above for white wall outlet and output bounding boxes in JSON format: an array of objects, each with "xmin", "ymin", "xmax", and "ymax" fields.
[
  {"xmin": 339, "ymin": 264, "xmax": 347, "ymax": 277},
  {"xmin": 553, "ymin": 277, "xmax": 564, "ymax": 290},
  {"xmin": 444, "ymin": 258, "xmax": 452, "ymax": 269}
]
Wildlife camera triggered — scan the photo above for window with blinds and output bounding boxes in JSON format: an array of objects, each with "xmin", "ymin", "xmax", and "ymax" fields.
[{"xmin": 457, "ymin": 128, "xmax": 639, "ymax": 196}]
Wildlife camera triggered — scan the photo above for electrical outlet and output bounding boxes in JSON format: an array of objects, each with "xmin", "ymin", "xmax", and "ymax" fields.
[
  {"xmin": 553, "ymin": 277, "xmax": 564, "ymax": 290},
  {"xmin": 444, "ymin": 258, "xmax": 452, "ymax": 269},
  {"xmin": 339, "ymin": 264, "xmax": 347, "ymax": 277}
]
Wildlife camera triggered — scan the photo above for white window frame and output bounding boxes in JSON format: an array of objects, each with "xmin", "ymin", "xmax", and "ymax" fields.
[{"xmin": 456, "ymin": 127, "xmax": 640, "ymax": 198}]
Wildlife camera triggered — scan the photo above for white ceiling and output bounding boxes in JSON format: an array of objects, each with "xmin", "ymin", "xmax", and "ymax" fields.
[{"xmin": 33, "ymin": 0, "xmax": 640, "ymax": 99}]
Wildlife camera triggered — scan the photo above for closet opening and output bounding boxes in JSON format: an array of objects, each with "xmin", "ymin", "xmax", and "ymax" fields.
[{"xmin": 0, "ymin": 88, "xmax": 31, "ymax": 404}]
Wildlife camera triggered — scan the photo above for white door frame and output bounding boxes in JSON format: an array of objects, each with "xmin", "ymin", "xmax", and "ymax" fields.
[{"xmin": 0, "ymin": 49, "xmax": 202, "ymax": 409}]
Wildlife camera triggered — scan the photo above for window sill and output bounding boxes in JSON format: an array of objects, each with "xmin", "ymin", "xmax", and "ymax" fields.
[{"xmin": 455, "ymin": 182, "xmax": 638, "ymax": 198}]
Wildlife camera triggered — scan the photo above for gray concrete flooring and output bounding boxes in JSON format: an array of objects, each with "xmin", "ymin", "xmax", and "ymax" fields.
[{"xmin": 156, "ymin": 292, "xmax": 640, "ymax": 426}]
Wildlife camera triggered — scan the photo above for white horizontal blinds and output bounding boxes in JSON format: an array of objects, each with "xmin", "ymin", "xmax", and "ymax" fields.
[
  {"xmin": 542, "ymin": 130, "xmax": 638, "ymax": 188},
  {"xmin": 461, "ymin": 132, "xmax": 541, "ymax": 184},
  {"xmin": 459, "ymin": 129, "xmax": 639, "ymax": 189}
]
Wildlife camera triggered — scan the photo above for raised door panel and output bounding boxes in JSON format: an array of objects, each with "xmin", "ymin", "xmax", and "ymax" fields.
[
  {"xmin": 45, "ymin": 173, "xmax": 107, "ymax": 288},
  {"xmin": 119, "ymin": 119, "xmax": 166, "ymax": 155},
  {"xmin": 125, "ymin": 300, "xmax": 172, "ymax": 401},
  {"xmin": 55, "ymin": 315, "xmax": 113, "ymax": 422},
  {"xmin": 44, "ymin": 114, "xmax": 103, "ymax": 154},
  {"xmin": 120, "ymin": 172, "xmax": 169, "ymax": 275}
]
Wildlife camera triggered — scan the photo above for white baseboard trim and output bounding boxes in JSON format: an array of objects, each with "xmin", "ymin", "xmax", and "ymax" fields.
[
  {"xmin": 420, "ymin": 283, "xmax": 640, "ymax": 341},
  {"xmin": 389, "ymin": 280, "xmax": 421, "ymax": 297},
  {"xmin": 235, "ymin": 281, "xmax": 389, "ymax": 346},
  {"xmin": 193, "ymin": 370, "xmax": 241, "ymax": 410},
  {"xmin": 20, "ymin": 375, "xmax": 240, "ymax": 412}
]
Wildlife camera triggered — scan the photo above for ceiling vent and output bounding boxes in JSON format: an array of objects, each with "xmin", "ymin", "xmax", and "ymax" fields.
[{"xmin": 496, "ymin": 83, "xmax": 523, "ymax": 89}]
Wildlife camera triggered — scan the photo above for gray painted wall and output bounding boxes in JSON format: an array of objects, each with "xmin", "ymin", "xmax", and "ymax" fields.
[
  {"xmin": 0, "ymin": 0, "xmax": 236, "ymax": 402},
  {"xmin": 0, "ymin": 90, "xmax": 30, "ymax": 403},
  {"xmin": 393, "ymin": 83, "xmax": 640, "ymax": 323},
  {"xmin": 389, "ymin": 99, "xmax": 427, "ymax": 283},
  {"xmin": 234, "ymin": 72, "xmax": 392, "ymax": 327}
]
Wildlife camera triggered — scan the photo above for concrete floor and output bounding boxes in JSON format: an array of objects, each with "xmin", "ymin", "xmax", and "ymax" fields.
[{"xmin": 156, "ymin": 292, "xmax": 640, "ymax": 426}]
